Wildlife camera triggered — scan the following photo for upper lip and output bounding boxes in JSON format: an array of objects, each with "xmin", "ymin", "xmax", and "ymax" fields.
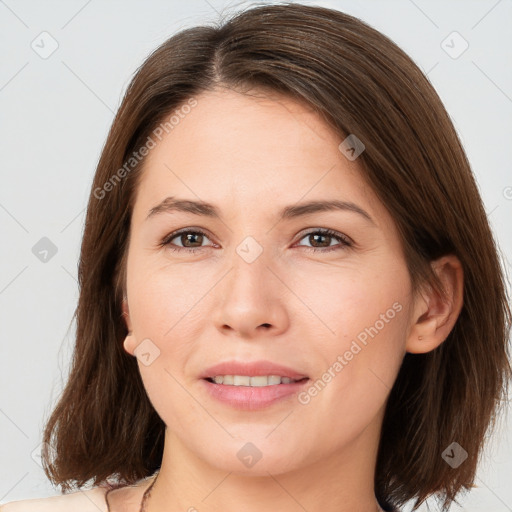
[{"xmin": 200, "ymin": 360, "xmax": 309, "ymax": 380}]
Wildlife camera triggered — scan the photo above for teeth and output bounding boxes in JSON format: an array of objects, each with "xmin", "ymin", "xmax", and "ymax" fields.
[{"xmin": 210, "ymin": 375, "xmax": 300, "ymax": 386}]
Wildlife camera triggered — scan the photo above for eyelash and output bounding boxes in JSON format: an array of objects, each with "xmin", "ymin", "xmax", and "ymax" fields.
[{"xmin": 159, "ymin": 228, "xmax": 352, "ymax": 254}]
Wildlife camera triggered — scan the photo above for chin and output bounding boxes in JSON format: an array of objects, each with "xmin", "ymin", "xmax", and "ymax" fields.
[{"xmin": 198, "ymin": 439, "xmax": 306, "ymax": 476}]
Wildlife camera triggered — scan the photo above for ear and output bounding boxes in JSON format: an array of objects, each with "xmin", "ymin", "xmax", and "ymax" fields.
[
  {"xmin": 406, "ymin": 254, "xmax": 464, "ymax": 354},
  {"xmin": 122, "ymin": 297, "xmax": 136, "ymax": 356}
]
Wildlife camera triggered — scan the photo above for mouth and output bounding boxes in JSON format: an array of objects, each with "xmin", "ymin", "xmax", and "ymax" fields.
[
  {"xmin": 200, "ymin": 360, "xmax": 309, "ymax": 382},
  {"xmin": 203, "ymin": 375, "xmax": 310, "ymax": 386},
  {"xmin": 201, "ymin": 372, "xmax": 310, "ymax": 411},
  {"xmin": 199, "ymin": 360, "xmax": 310, "ymax": 410}
]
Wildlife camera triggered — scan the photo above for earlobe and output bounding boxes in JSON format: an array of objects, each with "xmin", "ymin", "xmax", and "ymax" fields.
[
  {"xmin": 406, "ymin": 254, "xmax": 464, "ymax": 354},
  {"xmin": 123, "ymin": 332, "xmax": 136, "ymax": 356}
]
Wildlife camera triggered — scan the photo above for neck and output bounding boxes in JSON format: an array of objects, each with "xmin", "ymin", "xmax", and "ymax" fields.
[{"xmin": 147, "ymin": 414, "xmax": 385, "ymax": 512}]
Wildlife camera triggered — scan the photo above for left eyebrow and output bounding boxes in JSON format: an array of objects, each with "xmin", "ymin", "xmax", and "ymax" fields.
[
  {"xmin": 146, "ymin": 197, "xmax": 221, "ymax": 220},
  {"xmin": 146, "ymin": 196, "xmax": 375, "ymax": 226}
]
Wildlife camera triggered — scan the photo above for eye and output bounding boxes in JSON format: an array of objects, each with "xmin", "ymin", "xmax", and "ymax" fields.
[
  {"xmin": 159, "ymin": 227, "xmax": 352, "ymax": 254},
  {"xmin": 160, "ymin": 228, "xmax": 215, "ymax": 253},
  {"xmin": 295, "ymin": 228, "xmax": 352, "ymax": 253}
]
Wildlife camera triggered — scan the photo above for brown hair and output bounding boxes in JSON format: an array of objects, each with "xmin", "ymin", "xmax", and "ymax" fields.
[{"xmin": 41, "ymin": 3, "xmax": 511, "ymax": 511}]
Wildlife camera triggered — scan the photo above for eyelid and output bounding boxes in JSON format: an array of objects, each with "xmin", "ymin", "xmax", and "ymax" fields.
[{"xmin": 295, "ymin": 227, "xmax": 352, "ymax": 244}]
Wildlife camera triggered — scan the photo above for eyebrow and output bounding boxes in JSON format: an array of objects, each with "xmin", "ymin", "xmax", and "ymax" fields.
[{"xmin": 146, "ymin": 196, "xmax": 375, "ymax": 225}]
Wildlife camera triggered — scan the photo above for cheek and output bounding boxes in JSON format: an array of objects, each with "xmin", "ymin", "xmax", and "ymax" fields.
[
  {"xmin": 291, "ymin": 260, "xmax": 410, "ymax": 395},
  {"xmin": 290, "ymin": 257, "xmax": 410, "ymax": 340},
  {"xmin": 126, "ymin": 263, "xmax": 206, "ymax": 427},
  {"xmin": 124, "ymin": 262, "xmax": 204, "ymax": 414},
  {"xmin": 294, "ymin": 283, "xmax": 408, "ymax": 447},
  {"xmin": 127, "ymin": 255, "xmax": 211, "ymax": 339}
]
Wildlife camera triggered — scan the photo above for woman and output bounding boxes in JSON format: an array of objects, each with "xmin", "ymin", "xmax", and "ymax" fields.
[{"xmin": 2, "ymin": 2, "xmax": 510, "ymax": 512}]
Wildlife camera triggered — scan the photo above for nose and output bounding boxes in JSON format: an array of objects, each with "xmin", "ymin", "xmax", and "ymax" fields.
[{"xmin": 212, "ymin": 244, "xmax": 289, "ymax": 339}]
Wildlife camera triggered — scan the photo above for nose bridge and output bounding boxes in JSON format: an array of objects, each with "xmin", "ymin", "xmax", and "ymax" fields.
[{"xmin": 227, "ymin": 234, "xmax": 273, "ymax": 304}]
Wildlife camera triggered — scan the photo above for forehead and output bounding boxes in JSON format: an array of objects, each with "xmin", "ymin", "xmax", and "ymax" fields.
[
  {"xmin": 146, "ymin": 87, "xmax": 343, "ymax": 170},
  {"xmin": 132, "ymin": 87, "xmax": 385, "ymax": 227}
]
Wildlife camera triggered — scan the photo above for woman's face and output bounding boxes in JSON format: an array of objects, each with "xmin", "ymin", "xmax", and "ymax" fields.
[{"xmin": 122, "ymin": 87, "xmax": 415, "ymax": 475}]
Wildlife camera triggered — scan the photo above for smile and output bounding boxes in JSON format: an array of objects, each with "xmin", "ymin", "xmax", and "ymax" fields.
[{"xmin": 206, "ymin": 375, "xmax": 307, "ymax": 386}]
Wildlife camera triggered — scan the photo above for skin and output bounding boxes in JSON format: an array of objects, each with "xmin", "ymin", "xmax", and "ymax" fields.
[{"xmin": 120, "ymin": 87, "xmax": 464, "ymax": 512}]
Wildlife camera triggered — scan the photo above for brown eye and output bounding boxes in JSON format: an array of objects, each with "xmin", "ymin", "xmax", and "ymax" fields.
[
  {"xmin": 161, "ymin": 229, "xmax": 214, "ymax": 253},
  {"xmin": 307, "ymin": 233, "xmax": 332, "ymax": 248},
  {"xmin": 296, "ymin": 229, "xmax": 352, "ymax": 253},
  {"xmin": 178, "ymin": 232, "xmax": 204, "ymax": 247}
]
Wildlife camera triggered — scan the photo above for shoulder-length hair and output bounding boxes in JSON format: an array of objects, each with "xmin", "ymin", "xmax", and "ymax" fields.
[{"xmin": 41, "ymin": 3, "xmax": 511, "ymax": 511}]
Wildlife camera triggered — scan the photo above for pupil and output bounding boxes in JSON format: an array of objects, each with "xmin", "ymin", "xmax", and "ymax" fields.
[
  {"xmin": 311, "ymin": 234, "xmax": 329, "ymax": 247},
  {"xmin": 184, "ymin": 233, "xmax": 202, "ymax": 247}
]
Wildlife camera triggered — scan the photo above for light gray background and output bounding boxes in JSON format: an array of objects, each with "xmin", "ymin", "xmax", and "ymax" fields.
[{"xmin": 1, "ymin": 0, "xmax": 511, "ymax": 510}]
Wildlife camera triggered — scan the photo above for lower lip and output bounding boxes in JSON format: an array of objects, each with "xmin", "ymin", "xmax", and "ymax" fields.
[{"xmin": 200, "ymin": 378, "xmax": 310, "ymax": 411}]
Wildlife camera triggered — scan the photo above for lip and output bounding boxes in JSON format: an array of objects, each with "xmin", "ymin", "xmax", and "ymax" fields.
[
  {"xmin": 199, "ymin": 360, "xmax": 310, "ymax": 411},
  {"xmin": 200, "ymin": 377, "xmax": 310, "ymax": 411},
  {"xmin": 200, "ymin": 360, "xmax": 309, "ymax": 380}
]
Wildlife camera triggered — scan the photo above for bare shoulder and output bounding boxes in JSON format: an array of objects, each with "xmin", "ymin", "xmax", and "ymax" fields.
[{"xmin": 1, "ymin": 486, "xmax": 108, "ymax": 512}]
